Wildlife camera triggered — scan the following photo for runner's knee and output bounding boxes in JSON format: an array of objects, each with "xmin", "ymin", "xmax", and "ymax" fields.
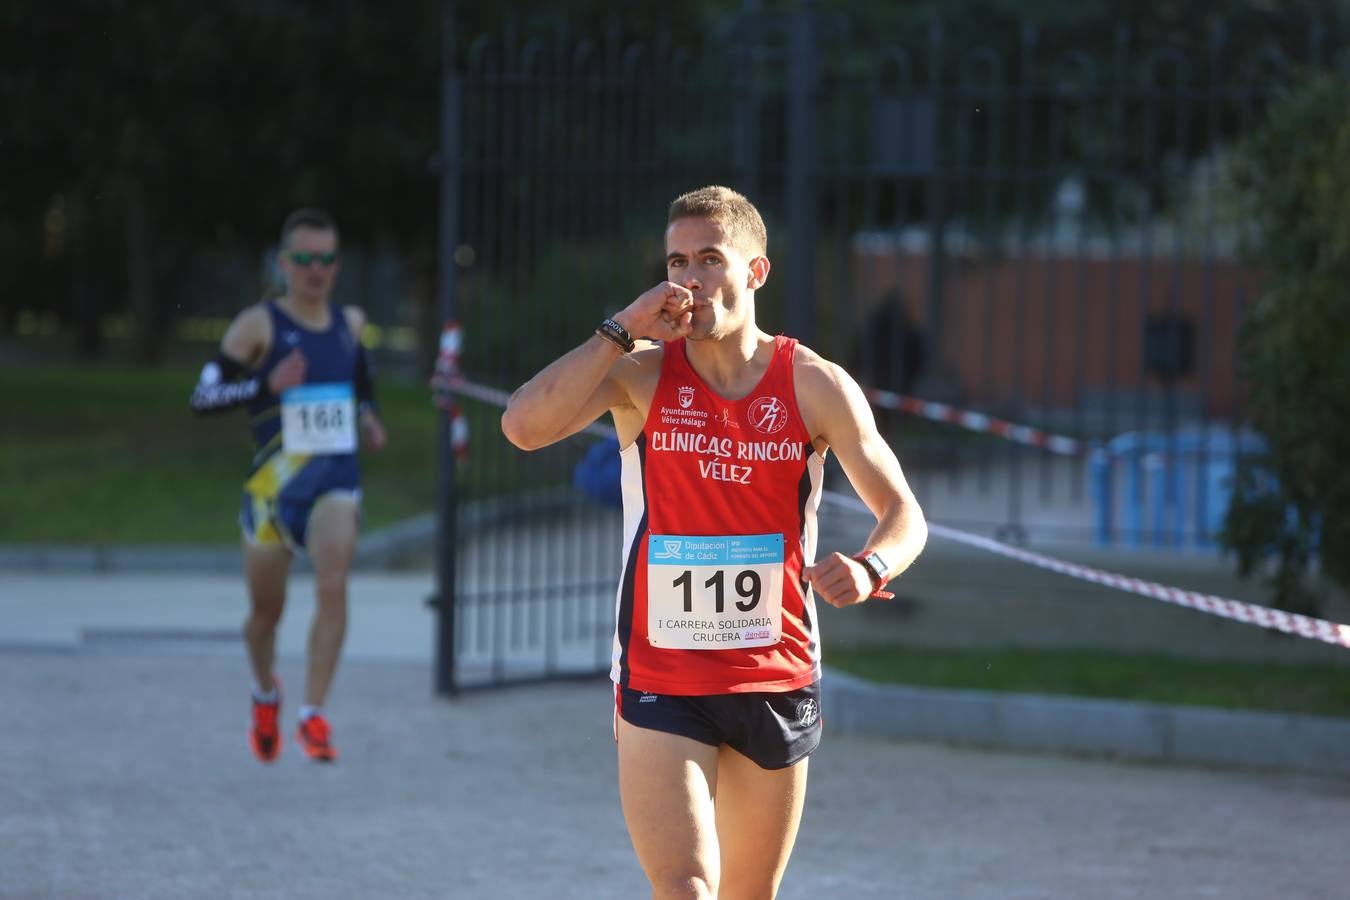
[
  {"xmin": 313, "ymin": 568, "xmax": 349, "ymax": 597},
  {"xmin": 650, "ymin": 873, "xmax": 716, "ymax": 900},
  {"xmin": 245, "ymin": 607, "xmax": 282, "ymax": 632},
  {"xmin": 716, "ymin": 874, "xmax": 780, "ymax": 900}
]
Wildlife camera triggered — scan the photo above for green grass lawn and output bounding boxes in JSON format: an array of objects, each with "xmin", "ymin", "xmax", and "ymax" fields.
[
  {"xmin": 826, "ymin": 644, "xmax": 1350, "ymax": 718},
  {"xmin": 0, "ymin": 355, "xmax": 1047, "ymax": 546},
  {"xmin": 0, "ymin": 360, "xmax": 520, "ymax": 544}
]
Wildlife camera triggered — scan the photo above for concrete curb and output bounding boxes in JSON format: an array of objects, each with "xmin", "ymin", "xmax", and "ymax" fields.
[{"xmin": 821, "ymin": 666, "xmax": 1350, "ymax": 778}]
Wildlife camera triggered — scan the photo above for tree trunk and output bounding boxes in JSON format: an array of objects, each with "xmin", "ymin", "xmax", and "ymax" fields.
[
  {"xmin": 127, "ymin": 179, "xmax": 162, "ymax": 365},
  {"xmin": 0, "ymin": 219, "xmax": 20, "ymax": 333},
  {"xmin": 68, "ymin": 192, "xmax": 103, "ymax": 360}
]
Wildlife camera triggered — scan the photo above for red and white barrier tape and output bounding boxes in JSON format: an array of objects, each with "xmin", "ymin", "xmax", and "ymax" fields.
[
  {"xmin": 430, "ymin": 324, "xmax": 471, "ymax": 462},
  {"xmin": 866, "ymin": 388, "xmax": 1083, "ymax": 457},
  {"xmin": 445, "ymin": 375, "xmax": 1350, "ymax": 650},
  {"xmin": 824, "ymin": 491, "xmax": 1350, "ymax": 650},
  {"xmin": 444, "ymin": 377, "xmax": 616, "ymax": 440}
]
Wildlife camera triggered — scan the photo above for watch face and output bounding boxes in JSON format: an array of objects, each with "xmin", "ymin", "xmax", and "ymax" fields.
[{"xmin": 856, "ymin": 552, "xmax": 887, "ymax": 583}]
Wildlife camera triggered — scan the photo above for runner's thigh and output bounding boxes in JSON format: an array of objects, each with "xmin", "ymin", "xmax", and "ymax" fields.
[
  {"xmin": 616, "ymin": 716, "xmax": 722, "ymax": 895},
  {"xmin": 305, "ymin": 492, "xmax": 359, "ymax": 577},
  {"xmin": 243, "ymin": 539, "xmax": 291, "ymax": 618},
  {"xmin": 714, "ymin": 747, "xmax": 809, "ymax": 900}
]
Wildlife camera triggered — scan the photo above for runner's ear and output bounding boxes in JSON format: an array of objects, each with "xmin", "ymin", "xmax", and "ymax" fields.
[{"xmin": 747, "ymin": 256, "xmax": 770, "ymax": 290}]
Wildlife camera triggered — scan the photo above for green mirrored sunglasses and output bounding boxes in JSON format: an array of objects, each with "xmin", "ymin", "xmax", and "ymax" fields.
[{"xmin": 288, "ymin": 251, "xmax": 339, "ymax": 267}]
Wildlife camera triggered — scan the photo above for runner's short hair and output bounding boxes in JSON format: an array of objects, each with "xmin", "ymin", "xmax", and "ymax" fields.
[
  {"xmin": 668, "ymin": 186, "xmax": 767, "ymax": 257},
  {"xmin": 280, "ymin": 208, "xmax": 339, "ymax": 248}
]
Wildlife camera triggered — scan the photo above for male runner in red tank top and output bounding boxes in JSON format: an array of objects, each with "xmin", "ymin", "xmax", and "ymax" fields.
[{"xmin": 502, "ymin": 185, "xmax": 927, "ymax": 899}]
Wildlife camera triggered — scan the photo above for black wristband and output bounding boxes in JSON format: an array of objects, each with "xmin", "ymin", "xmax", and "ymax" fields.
[
  {"xmin": 355, "ymin": 345, "xmax": 376, "ymax": 406},
  {"xmin": 190, "ymin": 354, "xmax": 264, "ymax": 415},
  {"xmin": 595, "ymin": 328, "xmax": 629, "ymax": 352},
  {"xmin": 596, "ymin": 318, "xmax": 635, "ymax": 353}
]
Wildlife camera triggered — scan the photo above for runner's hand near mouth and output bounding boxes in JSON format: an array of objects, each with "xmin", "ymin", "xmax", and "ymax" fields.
[{"xmin": 612, "ymin": 281, "xmax": 695, "ymax": 342}]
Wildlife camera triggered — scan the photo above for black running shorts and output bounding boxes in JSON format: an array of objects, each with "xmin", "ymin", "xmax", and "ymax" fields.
[{"xmin": 615, "ymin": 681, "xmax": 822, "ymax": 770}]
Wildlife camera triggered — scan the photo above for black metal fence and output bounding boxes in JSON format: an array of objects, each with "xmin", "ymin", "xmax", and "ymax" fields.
[{"xmin": 432, "ymin": 9, "xmax": 1339, "ymax": 689}]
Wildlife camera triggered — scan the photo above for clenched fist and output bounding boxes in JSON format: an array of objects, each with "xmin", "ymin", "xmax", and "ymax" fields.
[
  {"xmin": 267, "ymin": 348, "xmax": 307, "ymax": 395},
  {"xmin": 612, "ymin": 282, "xmax": 695, "ymax": 343},
  {"xmin": 802, "ymin": 552, "xmax": 875, "ymax": 608}
]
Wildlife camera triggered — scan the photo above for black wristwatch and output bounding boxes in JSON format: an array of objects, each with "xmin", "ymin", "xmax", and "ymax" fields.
[{"xmin": 851, "ymin": 550, "xmax": 893, "ymax": 598}]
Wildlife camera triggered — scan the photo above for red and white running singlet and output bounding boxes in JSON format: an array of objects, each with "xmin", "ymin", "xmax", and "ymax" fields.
[{"xmin": 610, "ymin": 335, "xmax": 825, "ymax": 695}]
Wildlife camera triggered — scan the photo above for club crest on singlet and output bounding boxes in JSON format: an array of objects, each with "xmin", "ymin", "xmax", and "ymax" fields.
[
  {"xmin": 747, "ymin": 396, "xmax": 789, "ymax": 435},
  {"xmin": 678, "ymin": 385, "xmax": 695, "ymax": 408}
]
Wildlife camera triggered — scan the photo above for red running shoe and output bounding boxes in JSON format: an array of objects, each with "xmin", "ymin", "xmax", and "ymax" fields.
[
  {"xmin": 295, "ymin": 714, "xmax": 338, "ymax": 763},
  {"xmin": 249, "ymin": 678, "xmax": 282, "ymax": 764}
]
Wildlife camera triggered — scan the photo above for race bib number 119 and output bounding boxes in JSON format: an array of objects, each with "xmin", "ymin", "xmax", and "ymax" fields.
[
  {"xmin": 281, "ymin": 383, "xmax": 356, "ymax": 455},
  {"xmin": 646, "ymin": 533, "xmax": 784, "ymax": 650}
]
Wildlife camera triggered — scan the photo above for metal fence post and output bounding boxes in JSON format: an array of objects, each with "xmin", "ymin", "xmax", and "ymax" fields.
[
  {"xmin": 924, "ymin": 21, "xmax": 947, "ymax": 375},
  {"xmin": 434, "ymin": 0, "xmax": 462, "ymax": 697},
  {"xmin": 734, "ymin": 0, "xmax": 763, "ymax": 199},
  {"xmin": 785, "ymin": 0, "xmax": 818, "ymax": 344}
]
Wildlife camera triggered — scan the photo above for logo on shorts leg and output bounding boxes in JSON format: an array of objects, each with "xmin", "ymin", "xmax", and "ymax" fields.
[{"xmin": 795, "ymin": 698, "xmax": 819, "ymax": 727}]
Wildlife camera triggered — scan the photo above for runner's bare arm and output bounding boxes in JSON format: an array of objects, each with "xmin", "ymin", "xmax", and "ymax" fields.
[
  {"xmin": 226, "ymin": 304, "xmax": 303, "ymax": 395},
  {"xmin": 189, "ymin": 306, "xmax": 279, "ymax": 415},
  {"xmin": 220, "ymin": 305, "xmax": 272, "ymax": 369},
  {"xmin": 798, "ymin": 353, "xmax": 927, "ymax": 606},
  {"xmin": 341, "ymin": 305, "xmax": 366, "ymax": 344},
  {"xmin": 501, "ymin": 282, "xmax": 695, "ymax": 450},
  {"xmin": 342, "ymin": 306, "xmax": 386, "ymax": 451},
  {"xmin": 500, "ymin": 342, "xmax": 634, "ymax": 449}
]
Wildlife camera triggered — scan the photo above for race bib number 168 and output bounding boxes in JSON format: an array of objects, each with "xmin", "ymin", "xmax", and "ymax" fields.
[
  {"xmin": 281, "ymin": 383, "xmax": 357, "ymax": 455},
  {"xmin": 646, "ymin": 533, "xmax": 784, "ymax": 650}
]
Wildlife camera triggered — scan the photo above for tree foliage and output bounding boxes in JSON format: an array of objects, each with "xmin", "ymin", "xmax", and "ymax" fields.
[
  {"xmin": 1221, "ymin": 71, "xmax": 1350, "ymax": 613},
  {"xmin": 1, "ymin": 1, "xmax": 443, "ymax": 358},
  {"xmin": 1, "ymin": 1, "xmax": 1342, "ymax": 361}
]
